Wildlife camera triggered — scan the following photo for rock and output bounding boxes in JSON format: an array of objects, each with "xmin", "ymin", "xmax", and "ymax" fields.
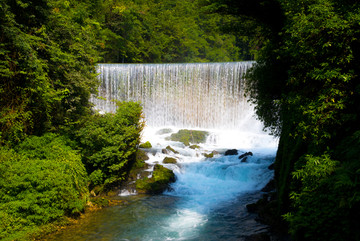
[
  {"xmin": 189, "ymin": 144, "xmax": 200, "ymax": 149},
  {"xmin": 139, "ymin": 141, "xmax": 152, "ymax": 148},
  {"xmin": 166, "ymin": 129, "xmax": 208, "ymax": 146},
  {"xmin": 166, "ymin": 145, "xmax": 179, "ymax": 154},
  {"xmin": 239, "ymin": 151, "xmax": 253, "ymax": 159},
  {"xmin": 224, "ymin": 149, "xmax": 238, "ymax": 156},
  {"xmin": 162, "ymin": 145, "xmax": 179, "ymax": 154},
  {"xmin": 261, "ymin": 179, "xmax": 275, "ymax": 192},
  {"xmin": 203, "ymin": 150, "xmax": 219, "ymax": 158},
  {"xmin": 136, "ymin": 149, "xmax": 149, "ymax": 161},
  {"xmin": 136, "ymin": 164, "xmax": 176, "ymax": 194},
  {"xmin": 246, "ymin": 196, "xmax": 269, "ymax": 213},
  {"xmin": 268, "ymin": 163, "xmax": 275, "ymax": 170},
  {"xmin": 240, "ymin": 156, "xmax": 248, "ymax": 162},
  {"xmin": 163, "ymin": 157, "xmax": 177, "ymax": 164}
]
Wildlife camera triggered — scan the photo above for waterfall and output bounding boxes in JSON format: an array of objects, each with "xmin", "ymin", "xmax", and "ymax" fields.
[
  {"xmin": 48, "ymin": 62, "xmax": 279, "ymax": 240},
  {"xmin": 91, "ymin": 62, "xmax": 257, "ymax": 130}
]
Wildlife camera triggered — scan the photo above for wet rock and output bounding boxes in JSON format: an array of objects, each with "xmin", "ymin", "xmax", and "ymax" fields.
[
  {"xmin": 163, "ymin": 157, "xmax": 177, "ymax": 164},
  {"xmin": 241, "ymin": 156, "xmax": 248, "ymax": 162},
  {"xmin": 239, "ymin": 151, "xmax": 253, "ymax": 159},
  {"xmin": 136, "ymin": 164, "xmax": 176, "ymax": 194},
  {"xmin": 189, "ymin": 144, "xmax": 200, "ymax": 149},
  {"xmin": 203, "ymin": 150, "xmax": 219, "ymax": 158},
  {"xmin": 224, "ymin": 149, "xmax": 238, "ymax": 156},
  {"xmin": 162, "ymin": 145, "xmax": 179, "ymax": 154},
  {"xmin": 136, "ymin": 149, "xmax": 149, "ymax": 161},
  {"xmin": 139, "ymin": 141, "xmax": 152, "ymax": 148},
  {"xmin": 261, "ymin": 179, "xmax": 275, "ymax": 192},
  {"xmin": 166, "ymin": 129, "xmax": 208, "ymax": 146},
  {"xmin": 268, "ymin": 163, "xmax": 275, "ymax": 170}
]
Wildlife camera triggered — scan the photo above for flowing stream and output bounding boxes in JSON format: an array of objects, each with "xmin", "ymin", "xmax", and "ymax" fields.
[{"xmin": 46, "ymin": 62, "xmax": 278, "ymax": 240}]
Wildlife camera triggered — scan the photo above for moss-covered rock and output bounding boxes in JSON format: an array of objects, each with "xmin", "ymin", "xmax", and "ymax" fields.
[
  {"xmin": 189, "ymin": 144, "xmax": 200, "ymax": 149},
  {"xmin": 136, "ymin": 164, "xmax": 176, "ymax": 194},
  {"xmin": 136, "ymin": 149, "xmax": 149, "ymax": 162},
  {"xmin": 126, "ymin": 149, "xmax": 150, "ymax": 183},
  {"xmin": 162, "ymin": 145, "xmax": 179, "ymax": 154},
  {"xmin": 139, "ymin": 141, "xmax": 152, "ymax": 148},
  {"xmin": 166, "ymin": 129, "xmax": 208, "ymax": 146},
  {"xmin": 203, "ymin": 152, "xmax": 214, "ymax": 158},
  {"xmin": 203, "ymin": 150, "xmax": 219, "ymax": 158},
  {"xmin": 163, "ymin": 157, "xmax": 177, "ymax": 164}
]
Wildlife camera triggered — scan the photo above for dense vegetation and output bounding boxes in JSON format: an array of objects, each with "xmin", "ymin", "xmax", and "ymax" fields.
[
  {"xmin": 214, "ymin": 0, "xmax": 360, "ymax": 240},
  {"xmin": 98, "ymin": 0, "xmax": 254, "ymax": 63},
  {"xmin": 3, "ymin": 0, "xmax": 359, "ymax": 240},
  {"xmin": 0, "ymin": 0, "xmax": 249, "ymax": 239}
]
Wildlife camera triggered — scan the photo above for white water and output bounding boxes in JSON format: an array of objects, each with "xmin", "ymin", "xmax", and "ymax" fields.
[
  {"xmin": 135, "ymin": 127, "xmax": 277, "ymax": 240},
  {"xmin": 87, "ymin": 62, "xmax": 279, "ymax": 240}
]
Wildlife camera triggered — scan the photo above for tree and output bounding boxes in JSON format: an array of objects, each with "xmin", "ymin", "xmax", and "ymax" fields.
[
  {"xmin": 0, "ymin": 0, "xmax": 103, "ymax": 146},
  {"xmin": 214, "ymin": 0, "xmax": 360, "ymax": 239}
]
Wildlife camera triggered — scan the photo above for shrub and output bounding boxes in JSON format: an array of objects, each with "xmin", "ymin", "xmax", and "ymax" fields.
[
  {"xmin": 75, "ymin": 101, "xmax": 144, "ymax": 187},
  {"xmin": 0, "ymin": 134, "xmax": 88, "ymax": 240}
]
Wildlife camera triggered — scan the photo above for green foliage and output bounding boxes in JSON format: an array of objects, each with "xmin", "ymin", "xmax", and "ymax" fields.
[
  {"xmin": 167, "ymin": 129, "xmax": 208, "ymax": 146},
  {"xmin": 291, "ymin": 154, "xmax": 339, "ymax": 192},
  {"xmin": 89, "ymin": 169, "xmax": 104, "ymax": 187},
  {"xmin": 75, "ymin": 101, "xmax": 144, "ymax": 187},
  {"xmin": 220, "ymin": 0, "xmax": 360, "ymax": 239},
  {"xmin": 100, "ymin": 0, "xmax": 247, "ymax": 63},
  {"xmin": 0, "ymin": 134, "xmax": 88, "ymax": 240},
  {"xmin": 0, "ymin": 0, "xmax": 102, "ymax": 146}
]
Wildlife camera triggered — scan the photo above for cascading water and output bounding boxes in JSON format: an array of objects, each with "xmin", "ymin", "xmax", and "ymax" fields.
[
  {"xmin": 91, "ymin": 62, "xmax": 259, "ymax": 130},
  {"xmin": 46, "ymin": 62, "xmax": 278, "ymax": 241}
]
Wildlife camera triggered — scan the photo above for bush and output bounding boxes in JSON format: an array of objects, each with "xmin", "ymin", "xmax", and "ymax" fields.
[
  {"xmin": 0, "ymin": 134, "xmax": 88, "ymax": 240},
  {"xmin": 76, "ymin": 101, "xmax": 144, "ymax": 187}
]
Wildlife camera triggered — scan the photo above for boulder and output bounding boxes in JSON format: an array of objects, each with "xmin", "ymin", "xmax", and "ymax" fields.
[
  {"xmin": 139, "ymin": 141, "xmax": 152, "ymax": 148},
  {"xmin": 203, "ymin": 150, "xmax": 219, "ymax": 158},
  {"xmin": 224, "ymin": 149, "xmax": 238, "ymax": 156},
  {"xmin": 189, "ymin": 144, "xmax": 200, "ymax": 149},
  {"xmin": 166, "ymin": 129, "xmax": 208, "ymax": 146},
  {"xmin": 239, "ymin": 151, "xmax": 253, "ymax": 159},
  {"xmin": 163, "ymin": 157, "xmax": 177, "ymax": 164},
  {"xmin": 241, "ymin": 156, "xmax": 248, "ymax": 163},
  {"xmin": 136, "ymin": 164, "xmax": 176, "ymax": 194},
  {"xmin": 162, "ymin": 145, "xmax": 179, "ymax": 154},
  {"xmin": 261, "ymin": 179, "xmax": 275, "ymax": 192}
]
